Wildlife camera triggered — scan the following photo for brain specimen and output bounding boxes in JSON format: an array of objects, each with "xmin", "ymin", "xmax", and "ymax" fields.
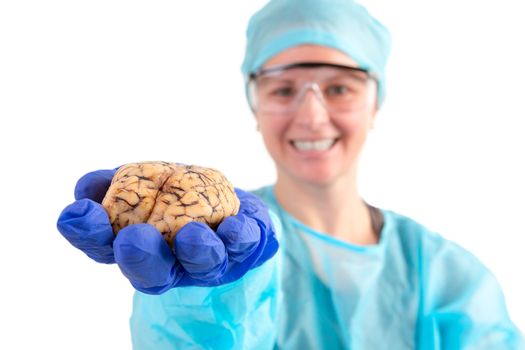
[{"xmin": 101, "ymin": 161, "xmax": 240, "ymax": 245}]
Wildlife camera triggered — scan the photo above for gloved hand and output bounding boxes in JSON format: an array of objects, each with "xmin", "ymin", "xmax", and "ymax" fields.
[{"xmin": 57, "ymin": 168, "xmax": 279, "ymax": 294}]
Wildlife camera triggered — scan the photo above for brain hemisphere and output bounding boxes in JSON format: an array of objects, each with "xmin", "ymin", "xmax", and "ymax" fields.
[{"xmin": 101, "ymin": 162, "xmax": 240, "ymax": 245}]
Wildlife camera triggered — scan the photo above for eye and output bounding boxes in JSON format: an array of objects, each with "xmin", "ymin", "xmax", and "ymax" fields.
[
  {"xmin": 271, "ymin": 86, "xmax": 295, "ymax": 97},
  {"xmin": 325, "ymin": 85, "xmax": 351, "ymax": 96}
]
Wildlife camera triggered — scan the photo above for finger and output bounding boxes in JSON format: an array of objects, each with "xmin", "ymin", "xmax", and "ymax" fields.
[
  {"xmin": 235, "ymin": 188, "xmax": 273, "ymax": 230},
  {"xmin": 174, "ymin": 222, "xmax": 227, "ymax": 281},
  {"xmin": 253, "ymin": 228, "xmax": 279, "ymax": 269},
  {"xmin": 74, "ymin": 169, "xmax": 117, "ymax": 202},
  {"xmin": 216, "ymin": 214, "xmax": 260, "ymax": 263},
  {"xmin": 57, "ymin": 199, "xmax": 115, "ymax": 263},
  {"xmin": 233, "ymin": 189, "xmax": 280, "ymax": 269},
  {"xmin": 113, "ymin": 224, "xmax": 181, "ymax": 294},
  {"xmin": 234, "ymin": 188, "xmax": 260, "ymax": 215}
]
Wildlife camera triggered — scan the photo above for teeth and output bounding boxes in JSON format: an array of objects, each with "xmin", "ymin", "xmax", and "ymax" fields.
[{"xmin": 292, "ymin": 139, "xmax": 336, "ymax": 151}]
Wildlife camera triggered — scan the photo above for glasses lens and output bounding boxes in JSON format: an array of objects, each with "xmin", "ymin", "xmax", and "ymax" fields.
[{"xmin": 249, "ymin": 64, "xmax": 375, "ymax": 114}]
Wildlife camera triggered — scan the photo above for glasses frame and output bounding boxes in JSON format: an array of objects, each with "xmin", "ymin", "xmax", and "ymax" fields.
[{"xmin": 247, "ymin": 62, "xmax": 378, "ymax": 113}]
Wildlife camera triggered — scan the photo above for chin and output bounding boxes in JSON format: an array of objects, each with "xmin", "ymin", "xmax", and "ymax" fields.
[{"xmin": 291, "ymin": 168, "xmax": 342, "ymax": 187}]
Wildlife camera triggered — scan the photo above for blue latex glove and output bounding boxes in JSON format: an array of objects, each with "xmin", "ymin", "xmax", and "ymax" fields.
[{"xmin": 57, "ymin": 168, "xmax": 279, "ymax": 294}]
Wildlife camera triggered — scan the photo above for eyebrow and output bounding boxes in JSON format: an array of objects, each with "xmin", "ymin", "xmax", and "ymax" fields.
[
  {"xmin": 256, "ymin": 77, "xmax": 295, "ymax": 87},
  {"xmin": 250, "ymin": 62, "xmax": 378, "ymax": 85}
]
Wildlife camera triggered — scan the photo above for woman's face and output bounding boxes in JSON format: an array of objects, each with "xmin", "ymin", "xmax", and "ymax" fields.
[{"xmin": 254, "ymin": 45, "xmax": 378, "ymax": 187}]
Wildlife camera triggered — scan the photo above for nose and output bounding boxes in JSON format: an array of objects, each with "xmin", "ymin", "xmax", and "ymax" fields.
[{"xmin": 292, "ymin": 84, "xmax": 330, "ymax": 129}]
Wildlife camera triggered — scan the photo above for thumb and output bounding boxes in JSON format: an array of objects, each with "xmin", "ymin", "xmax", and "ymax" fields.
[{"xmin": 113, "ymin": 224, "xmax": 181, "ymax": 294}]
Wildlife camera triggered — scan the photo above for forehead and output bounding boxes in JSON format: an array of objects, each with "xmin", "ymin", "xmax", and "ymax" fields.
[{"xmin": 263, "ymin": 44, "xmax": 359, "ymax": 68}]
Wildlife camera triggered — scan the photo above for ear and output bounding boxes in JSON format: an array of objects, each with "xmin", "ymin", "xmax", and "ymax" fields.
[
  {"xmin": 253, "ymin": 111, "xmax": 262, "ymax": 131},
  {"xmin": 368, "ymin": 106, "xmax": 378, "ymax": 130}
]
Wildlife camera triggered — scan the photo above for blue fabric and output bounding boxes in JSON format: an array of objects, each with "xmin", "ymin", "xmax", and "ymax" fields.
[
  {"xmin": 241, "ymin": 0, "xmax": 392, "ymax": 106},
  {"xmin": 130, "ymin": 185, "xmax": 524, "ymax": 349},
  {"xmin": 57, "ymin": 169, "xmax": 279, "ymax": 294}
]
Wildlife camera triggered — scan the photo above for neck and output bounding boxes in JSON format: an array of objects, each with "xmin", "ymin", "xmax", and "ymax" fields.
[{"xmin": 274, "ymin": 169, "xmax": 378, "ymax": 245}]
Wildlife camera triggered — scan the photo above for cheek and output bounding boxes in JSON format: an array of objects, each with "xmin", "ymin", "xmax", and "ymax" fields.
[
  {"xmin": 257, "ymin": 117, "xmax": 287, "ymax": 152},
  {"xmin": 333, "ymin": 114, "xmax": 374, "ymax": 155},
  {"xmin": 333, "ymin": 115, "xmax": 364, "ymax": 136},
  {"xmin": 337, "ymin": 108, "xmax": 376, "ymax": 134},
  {"xmin": 258, "ymin": 114, "xmax": 287, "ymax": 137}
]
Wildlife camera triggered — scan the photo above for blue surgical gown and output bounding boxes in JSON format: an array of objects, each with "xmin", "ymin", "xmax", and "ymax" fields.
[{"xmin": 130, "ymin": 185, "xmax": 524, "ymax": 349}]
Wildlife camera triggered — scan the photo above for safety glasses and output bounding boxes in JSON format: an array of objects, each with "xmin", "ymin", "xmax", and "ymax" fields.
[{"xmin": 248, "ymin": 62, "xmax": 377, "ymax": 115}]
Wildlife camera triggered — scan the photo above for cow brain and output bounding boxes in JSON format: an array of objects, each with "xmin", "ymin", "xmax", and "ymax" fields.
[{"xmin": 101, "ymin": 161, "xmax": 240, "ymax": 245}]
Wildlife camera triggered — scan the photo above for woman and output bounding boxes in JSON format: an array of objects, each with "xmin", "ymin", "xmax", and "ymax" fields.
[{"xmin": 58, "ymin": 0, "xmax": 524, "ymax": 348}]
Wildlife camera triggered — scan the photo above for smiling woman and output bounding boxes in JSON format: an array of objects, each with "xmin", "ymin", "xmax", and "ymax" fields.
[
  {"xmin": 126, "ymin": 0, "xmax": 525, "ymax": 348},
  {"xmin": 253, "ymin": 45, "xmax": 378, "ymax": 193}
]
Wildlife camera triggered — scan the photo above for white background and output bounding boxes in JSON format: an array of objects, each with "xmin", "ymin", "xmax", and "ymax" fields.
[{"xmin": 1, "ymin": 0, "xmax": 524, "ymax": 348}]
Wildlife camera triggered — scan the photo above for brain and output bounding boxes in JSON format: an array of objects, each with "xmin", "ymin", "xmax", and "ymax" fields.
[{"xmin": 101, "ymin": 161, "xmax": 240, "ymax": 245}]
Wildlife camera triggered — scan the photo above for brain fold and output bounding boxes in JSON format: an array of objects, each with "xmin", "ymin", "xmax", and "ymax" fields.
[{"xmin": 101, "ymin": 161, "xmax": 240, "ymax": 245}]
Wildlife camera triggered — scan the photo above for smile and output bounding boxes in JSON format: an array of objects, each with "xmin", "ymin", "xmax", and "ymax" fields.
[{"xmin": 291, "ymin": 138, "xmax": 337, "ymax": 151}]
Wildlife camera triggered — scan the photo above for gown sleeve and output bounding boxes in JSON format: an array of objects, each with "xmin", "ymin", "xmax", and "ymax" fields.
[
  {"xmin": 129, "ymin": 211, "xmax": 283, "ymax": 350},
  {"xmin": 417, "ymin": 232, "xmax": 525, "ymax": 349}
]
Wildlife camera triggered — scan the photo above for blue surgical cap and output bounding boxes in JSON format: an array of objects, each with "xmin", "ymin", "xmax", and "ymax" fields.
[{"xmin": 241, "ymin": 0, "xmax": 392, "ymax": 106}]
